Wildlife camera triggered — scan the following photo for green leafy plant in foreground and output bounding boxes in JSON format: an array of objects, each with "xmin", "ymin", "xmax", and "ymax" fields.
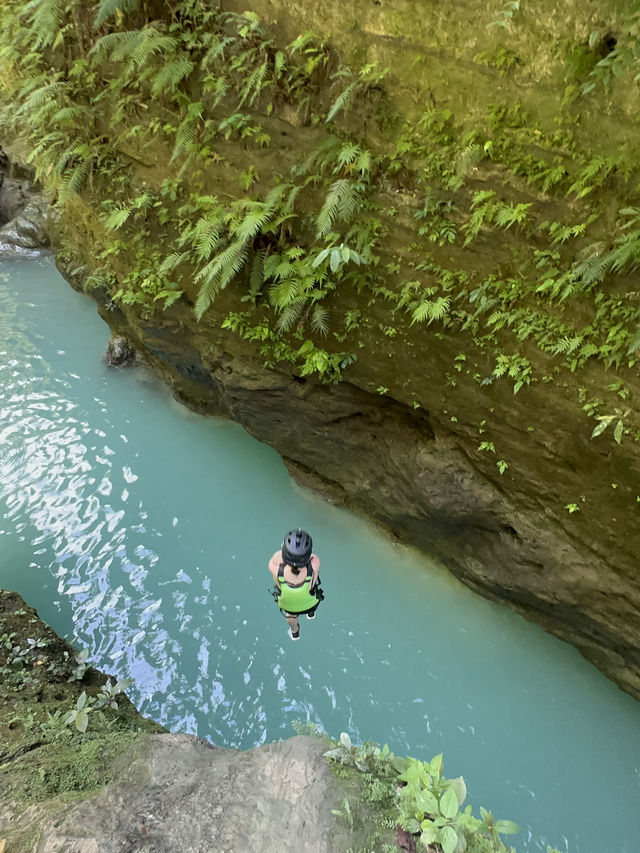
[
  {"xmin": 64, "ymin": 677, "xmax": 133, "ymax": 732},
  {"xmin": 325, "ymin": 733, "xmax": 520, "ymax": 853}
]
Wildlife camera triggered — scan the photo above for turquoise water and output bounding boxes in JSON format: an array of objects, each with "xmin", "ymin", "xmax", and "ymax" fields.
[{"xmin": 1, "ymin": 254, "xmax": 639, "ymax": 851}]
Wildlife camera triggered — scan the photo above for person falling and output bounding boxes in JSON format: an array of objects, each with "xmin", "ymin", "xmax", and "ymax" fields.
[{"xmin": 268, "ymin": 528, "xmax": 323, "ymax": 641}]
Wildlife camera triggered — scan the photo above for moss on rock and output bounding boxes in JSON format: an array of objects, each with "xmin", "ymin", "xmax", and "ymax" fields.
[{"xmin": 0, "ymin": 589, "xmax": 164, "ymax": 837}]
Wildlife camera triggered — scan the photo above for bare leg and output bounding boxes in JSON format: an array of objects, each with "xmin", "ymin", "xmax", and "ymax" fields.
[{"xmin": 285, "ymin": 612, "xmax": 299, "ymax": 635}]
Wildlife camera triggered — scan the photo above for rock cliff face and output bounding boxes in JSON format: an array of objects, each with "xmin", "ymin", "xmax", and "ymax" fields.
[
  {"xmin": 0, "ymin": 591, "xmax": 382, "ymax": 853},
  {"xmin": 1, "ymin": 0, "xmax": 639, "ymax": 700}
]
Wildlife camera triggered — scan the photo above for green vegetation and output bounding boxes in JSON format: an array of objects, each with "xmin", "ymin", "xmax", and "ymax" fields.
[
  {"xmin": 291, "ymin": 721, "xmax": 566, "ymax": 852},
  {"xmin": 0, "ymin": 0, "xmax": 639, "ymax": 517},
  {"xmin": 321, "ymin": 730, "xmax": 565, "ymax": 853},
  {"xmin": 0, "ymin": 592, "xmax": 162, "ymax": 814}
]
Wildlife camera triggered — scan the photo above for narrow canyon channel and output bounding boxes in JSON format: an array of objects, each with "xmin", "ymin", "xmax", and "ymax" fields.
[{"xmin": 1, "ymin": 254, "xmax": 639, "ymax": 852}]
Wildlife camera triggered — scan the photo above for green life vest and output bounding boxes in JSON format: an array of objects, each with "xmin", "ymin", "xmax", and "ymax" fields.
[{"xmin": 277, "ymin": 563, "xmax": 317, "ymax": 613}]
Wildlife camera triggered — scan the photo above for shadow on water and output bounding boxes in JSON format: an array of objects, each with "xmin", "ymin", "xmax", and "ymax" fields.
[{"xmin": 1, "ymin": 254, "xmax": 639, "ymax": 852}]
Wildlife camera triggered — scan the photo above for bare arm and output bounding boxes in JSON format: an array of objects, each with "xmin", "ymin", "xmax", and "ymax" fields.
[
  {"xmin": 268, "ymin": 551, "xmax": 282, "ymax": 584},
  {"xmin": 309, "ymin": 554, "xmax": 320, "ymax": 589}
]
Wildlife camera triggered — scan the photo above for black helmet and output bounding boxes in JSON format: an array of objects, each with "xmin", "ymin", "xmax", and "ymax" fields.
[{"xmin": 282, "ymin": 529, "xmax": 312, "ymax": 567}]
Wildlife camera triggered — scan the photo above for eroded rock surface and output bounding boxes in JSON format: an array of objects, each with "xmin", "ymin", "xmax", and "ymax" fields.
[
  {"xmin": 0, "ymin": 177, "xmax": 49, "ymax": 253},
  {"xmin": 16, "ymin": 734, "xmax": 355, "ymax": 853}
]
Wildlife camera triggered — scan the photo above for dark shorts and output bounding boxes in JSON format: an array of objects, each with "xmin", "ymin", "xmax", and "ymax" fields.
[{"xmin": 280, "ymin": 601, "xmax": 320, "ymax": 618}]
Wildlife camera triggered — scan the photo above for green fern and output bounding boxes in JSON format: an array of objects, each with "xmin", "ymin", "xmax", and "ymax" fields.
[
  {"xmin": 94, "ymin": 0, "xmax": 142, "ymax": 28},
  {"xmin": 158, "ymin": 251, "xmax": 190, "ymax": 274},
  {"xmin": 201, "ymin": 36, "xmax": 236, "ymax": 70},
  {"xmin": 16, "ymin": 80, "xmax": 64, "ymax": 120},
  {"xmin": 195, "ymin": 240, "xmax": 249, "ymax": 319},
  {"xmin": 50, "ymin": 105, "xmax": 90, "ymax": 127},
  {"xmin": 91, "ymin": 28, "xmax": 178, "ymax": 71},
  {"xmin": 103, "ymin": 206, "xmax": 131, "ymax": 230},
  {"xmin": 151, "ymin": 57, "xmax": 194, "ymax": 96},
  {"xmin": 310, "ymin": 305, "xmax": 329, "ymax": 335},
  {"xmin": 326, "ymin": 80, "xmax": 358, "ymax": 123},
  {"xmin": 316, "ymin": 179, "xmax": 364, "ymax": 237},
  {"xmin": 249, "ymin": 249, "xmax": 266, "ymax": 296},
  {"xmin": 275, "ymin": 301, "xmax": 305, "ymax": 332},
  {"xmin": 609, "ymin": 231, "xmax": 640, "ymax": 273},
  {"xmin": 455, "ymin": 144, "xmax": 484, "ymax": 178},
  {"xmin": 23, "ymin": 0, "xmax": 64, "ymax": 49},
  {"xmin": 411, "ymin": 296, "xmax": 451, "ymax": 325},
  {"xmin": 193, "ymin": 223, "xmax": 223, "ymax": 264},
  {"xmin": 238, "ymin": 58, "xmax": 269, "ymax": 107},
  {"xmin": 232, "ymin": 202, "xmax": 277, "ymax": 242},
  {"xmin": 170, "ymin": 101, "xmax": 204, "ymax": 163},
  {"xmin": 494, "ymin": 202, "xmax": 531, "ymax": 230}
]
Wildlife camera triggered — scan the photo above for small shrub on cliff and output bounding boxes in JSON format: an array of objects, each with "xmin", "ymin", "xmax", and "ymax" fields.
[{"xmin": 325, "ymin": 733, "xmax": 519, "ymax": 853}]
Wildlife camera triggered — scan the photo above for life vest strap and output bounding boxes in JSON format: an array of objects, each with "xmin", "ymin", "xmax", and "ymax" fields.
[{"xmin": 277, "ymin": 561, "xmax": 312, "ymax": 588}]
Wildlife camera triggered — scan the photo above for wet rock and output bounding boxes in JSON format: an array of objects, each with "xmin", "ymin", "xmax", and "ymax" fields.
[
  {"xmin": 0, "ymin": 177, "xmax": 31, "ymax": 225},
  {"xmin": 0, "ymin": 188, "xmax": 49, "ymax": 253},
  {"xmin": 104, "ymin": 335, "xmax": 137, "ymax": 367}
]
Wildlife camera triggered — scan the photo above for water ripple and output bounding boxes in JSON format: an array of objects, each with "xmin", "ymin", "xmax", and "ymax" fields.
[{"xmin": 2, "ymin": 256, "xmax": 640, "ymax": 853}]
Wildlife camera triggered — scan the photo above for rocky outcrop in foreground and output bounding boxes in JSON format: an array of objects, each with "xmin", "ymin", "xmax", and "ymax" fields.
[{"xmin": 15, "ymin": 734, "xmax": 357, "ymax": 853}]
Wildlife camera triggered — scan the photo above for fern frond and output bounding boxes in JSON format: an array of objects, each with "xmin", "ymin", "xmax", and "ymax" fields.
[
  {"xmin": 58, "ymin": 159, "xmax": 90, "ymax": 203},
  {"xmin": 16, "ymin": 81, "xmax": 64, "ymax": 117},
  {"xmin": 159, "ymin": 251, "xmax": 189, "ymax": 274},
  {"xmin": 249, "ymin": 249, "xmax": 266, "ymax": 296},
  {"xmin": 201, "ymin": 36, "xmax": 236, "ymax": 69},
  {"xmin": 411, "ymin": 296, "xmax": 451, "ymax": 325},
  {"xmin": 494, "ymin": 202, "xmax": 531, "ymax": 229},
  {"xmin": 195, "ymin": 239, "xmax": 248, "ymax": 297},
  {"xmin": 103, "ymin": 207, "xmax": 131, "ymax": 230},
  {"xmin": 170, "ymin": 102, "xmax": 203, "ymax": 163},
  {"xmin": 212, "ymin": 239, "xmax": 249, "ymax": 294},
  {"xmin": 91, "ymin": 28, "xmax": 177, "ymax": 69},
  {"xmin": 283, "ymin": 184, "xmax": 302, "ymax": 216},
  {"xmin": 609, "ymin": 231, "xmax": 640, "ymax": 273},
  {"xmin": 25, "ymin": 131, "xmax": 65, "ymax": 164},
  {"xmin": 270, "ymin": 276, "xmax": 302, "ymax": 309},
  {"xmin": 316, "ymin": 179, "xmax": 362, "ymax": 237},
  {"xmin": 573, "ymin": 254, "xmax": 610, "ymax": 286},
  {"xmin": 238, "ymin": 58, "xmax": 268, "ymax": 107},
  {"xmin": 151, "ymin": 57, "xmax": 194, "ymax": 96},
  {"xmin": 326, "ymin": 79, "xmax": 359, "ymax": 123},
  {"xmin": 232, "ymin": 202, "xmax": 275, "ymax": 242},
  {"xmin": 24, "ymin": 0, "xmax": 64, "ymax": 49},
  {"xmin": 132, "ymin": 29, "xmax": 177, "ymax": 67},
  {"xmin": 336, "ymin": 143, "xmax": 360, "ymax": 169},
  {"xmin": 626, "ymin": 327, "xmax": 640, "ymax": 355},
  {"xmin": 310, "ymin": 305, "xmax": 329, "ymax": 335},
  {"xmin": 192, "ymin": 225, "xmax": 222, "ymax": 263},
  {"xmin": 455, "ymin": 144, "xmax": 484, "ymax": 177},
  {"xmin": 94, "ymin": 0, "xmax": 141, "ymax": 28},
  {"xmin": 50, "ymin": 106, "xmax": 89, "ymax": 127},
  {"xmin": 275, "ymin": 301, "xmax": 305, "ymax": 332},
  {"xmin": 263, "ymin": 182, "xmax": 290, "ymax": 212}
]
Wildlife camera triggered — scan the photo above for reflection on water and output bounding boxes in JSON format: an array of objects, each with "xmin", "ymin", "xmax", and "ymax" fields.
[{"xmin": 1, "ymin": 255, "xmax": 639, "ymax": 852}]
